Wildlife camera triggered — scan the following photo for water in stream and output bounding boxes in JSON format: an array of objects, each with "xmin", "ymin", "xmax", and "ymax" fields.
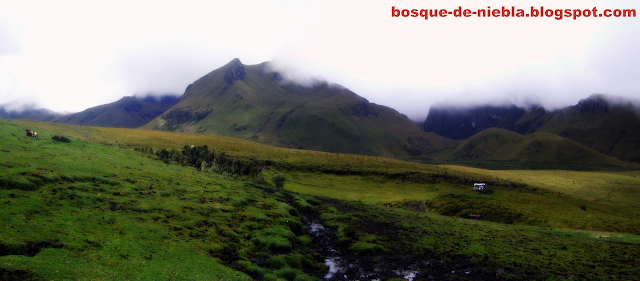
[{"xmin": 305, "ymin": 218, "xmax": 420, "ymax": 280}]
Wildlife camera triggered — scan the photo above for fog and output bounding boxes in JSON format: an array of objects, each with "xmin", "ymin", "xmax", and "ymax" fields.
[{"xmin": 0, "ymin": 0, "xmax": 638, "ymax": 121}]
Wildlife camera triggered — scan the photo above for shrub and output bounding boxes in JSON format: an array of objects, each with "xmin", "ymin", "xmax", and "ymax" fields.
[
  {"xmin": 52, "ymin": 135, "xmax": 71, "ymax": 143},
  {"xmin": 272, "ymin": 174, "xmax": 286, "ymax": 189},
  {"xmin": 252, "ymin": 176, "xmax": 268, "ymax": 185}
]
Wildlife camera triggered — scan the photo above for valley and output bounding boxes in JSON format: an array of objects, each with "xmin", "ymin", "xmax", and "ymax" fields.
[{"xmin": 1, "ymin": 119, "xmax": 639, "ymax": 280}]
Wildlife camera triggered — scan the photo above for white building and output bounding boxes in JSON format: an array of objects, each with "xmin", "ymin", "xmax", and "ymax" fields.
[{"xmin": 473, "ymin": 183, "xmax": 485, "ymax": 191}]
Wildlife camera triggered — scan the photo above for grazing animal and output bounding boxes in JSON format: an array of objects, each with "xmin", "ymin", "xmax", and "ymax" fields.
[{"xmin": 25, "ymin": 129, "xmax": 38, "ymax": 137}]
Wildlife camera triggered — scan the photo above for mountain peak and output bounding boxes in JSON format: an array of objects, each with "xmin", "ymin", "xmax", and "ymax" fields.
[{"xmin": 223, "ymin": 58, "xmax": 246, "ymax": 83}]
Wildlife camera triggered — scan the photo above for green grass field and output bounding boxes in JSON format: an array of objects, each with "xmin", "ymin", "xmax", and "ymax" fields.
[{"xmin": 1, "ymin": 119, "xmax": 640, "ymax": 280}]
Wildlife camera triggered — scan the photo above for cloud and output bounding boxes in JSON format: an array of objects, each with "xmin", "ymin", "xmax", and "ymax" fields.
[{"xmin": 0, "ymin": 0, "xmax": 638, "ymax": 120}]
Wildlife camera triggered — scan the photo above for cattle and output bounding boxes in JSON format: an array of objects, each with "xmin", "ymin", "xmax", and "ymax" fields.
[{"xmin": 25, "ymin": 129, "xmax": 38, "ymax": 138}]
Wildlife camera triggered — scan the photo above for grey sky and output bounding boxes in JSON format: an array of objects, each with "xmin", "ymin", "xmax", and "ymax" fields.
[{"xmin": 0, "ymin": 0, "xmax": 638, "ymax": 121}]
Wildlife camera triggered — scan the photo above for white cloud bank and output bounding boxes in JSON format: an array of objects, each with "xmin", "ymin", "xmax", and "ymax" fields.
[{"xmin": 0, "ymin": 0, "xmax": 638, "ymax": 121}]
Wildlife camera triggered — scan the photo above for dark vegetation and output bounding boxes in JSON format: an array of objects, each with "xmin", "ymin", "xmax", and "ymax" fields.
[
  {"xmin": 426, "ymin": 195, "xmax": 524, "ymax": 224},
  {"xmin": 272, "ymin": 174, "xmax": 286, "ymax": 189},
  {"xmin": 153, "ymin": 145, "xmax": 263, "ymax": 179},
  {"xmin": 51, "ymin": 135, "xmax": 71, "ymax": 143}
]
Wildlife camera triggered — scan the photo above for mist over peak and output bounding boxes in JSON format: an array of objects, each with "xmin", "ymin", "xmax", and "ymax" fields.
[
  {"xmin": 582, "ymin": 93, "xmax": 640, "ymax": 108},
  {"xmin": 265, "ymin": 60, "xmax": 335, "ymax": 89},
  {"xmin": 131, "ymin": 93, "xmax": 181, "ymax": 103},
  {"xmin": 1, "ymin": 100, "xmax": 49, "ymax": 113}
]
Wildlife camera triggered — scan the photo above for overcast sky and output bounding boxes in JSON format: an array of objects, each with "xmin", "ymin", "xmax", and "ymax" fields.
[{"xmin": 0, "ymin": 0, "xmax": 639, "ymax": 120}]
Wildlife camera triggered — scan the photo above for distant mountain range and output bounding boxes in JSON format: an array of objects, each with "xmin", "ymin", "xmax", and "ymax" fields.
[
  {"xmin": 422, "ymin": 94, "xmax": 640, "ymax": 164},
  {"xmin": 0, "ymin": 96, "xmax": 179, "ymax": 128},
  {"xmin": 54, "ymin": 95, "xmax": 179, "ymax": 128},
  {"xmin": 3, "ymin": 59, "xmax": 639, "ymax": 168},
  {"xmin": 0, "ymin": 103, "xmax": 64, "ymax": 121}
]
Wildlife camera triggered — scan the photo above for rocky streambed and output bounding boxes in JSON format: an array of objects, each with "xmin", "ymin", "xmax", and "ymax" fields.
[
  {"xmin": 304, "ymin": 217, "xmax": 425, "ymax": 280},
  {"xmin": 300, "ymin": 208, "xmax": 509, "ymax": 281}
]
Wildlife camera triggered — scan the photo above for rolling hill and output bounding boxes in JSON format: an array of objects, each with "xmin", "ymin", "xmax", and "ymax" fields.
[
  {"xmin": 443, "ymin": 127, "xmax": 633, "ymax": 168},
  {"xmin": 54, "ymin": 95, "xmax": 179, "ymax": 128},
  {"xmin": 143, "ymin": 58, "xmax": 457, "ymax": 158}
]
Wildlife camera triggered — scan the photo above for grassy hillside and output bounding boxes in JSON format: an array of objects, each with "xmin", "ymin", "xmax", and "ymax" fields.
[
  {"xmin": 432, "ymin": 127, "xmax": 635, "ymax": 170},
  {"xmin": 532, "ymin": 94, "xmax": 640, "ymax": 163},
  {"xmin": 2, "ymin": 119, "xmax": 640, "ymax": 280},
  {"xmin": 54, "ymin": 95, "xmax": 179, "ymax": 128},
  {"xmin": 143, "ymin": 59, "xmax": 457, "ymax": 159}
]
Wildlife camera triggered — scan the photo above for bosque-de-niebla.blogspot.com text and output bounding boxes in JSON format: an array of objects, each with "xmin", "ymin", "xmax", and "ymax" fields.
[{"xmin": 392, "ymin": 6, "xmax": 636, "ymax": 20}]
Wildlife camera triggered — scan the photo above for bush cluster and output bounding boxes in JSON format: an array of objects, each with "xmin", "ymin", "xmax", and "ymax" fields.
[
  {"xmin": 271, "ymin": 174, "xmax": 286, "ymax": 189},
  {"xmin": 52, "ymin": 135, "xmax": 71, "ymax": 143},
  {"xmin": 134, "ymin": 146, "xmax": 154, "ymax": 154},
  {"xmin": 155, "ymin": 145, "xmax": 262, "ymax": 179}
]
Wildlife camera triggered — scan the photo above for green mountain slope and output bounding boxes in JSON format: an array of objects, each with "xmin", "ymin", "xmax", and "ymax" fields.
[
  {"xmin": 437, "ymin": 127, "xmax": 633, "ymax": 168},
  {"xmin": 144, "ymin": 58, "xmax": 457, "ymax": 158},
  {"xmin": 529, "ymin": 94, "xmax": 640, "ymax": 162},
  {"xmin": 54, "ymin": 95, "xmax": 179, "ymax": 128},
  {"xmin": 422, "ymin": 94, "xmax": 640, "ymax": 163}
]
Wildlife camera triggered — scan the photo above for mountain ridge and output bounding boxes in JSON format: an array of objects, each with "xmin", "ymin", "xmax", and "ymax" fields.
[
  {"xmin": 0, "ymin": 103, "xmax": 65, "ymax": 121},
  {"xmin": 422, "ymin": 94, "xmax": 640, "ymax": 163},
  {"xmin": 143, "ymin": 58, "xmax": 458, "ymax": 159},
  {"xmin": 54, "ymin": 95, "xmax": 180, "ymax": 128}
]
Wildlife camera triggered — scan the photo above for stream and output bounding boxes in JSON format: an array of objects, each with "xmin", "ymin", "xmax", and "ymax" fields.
[{"xmin": 304, "ymin": 217, "xmax": 421, "ymax": 280}]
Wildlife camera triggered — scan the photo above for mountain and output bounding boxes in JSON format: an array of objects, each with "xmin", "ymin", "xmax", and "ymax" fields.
[
  {"xmin": 143, "ymin": 58, "xmax": 458, "ymax": 158},
  {"xmin": 423, "ymin": 104, "xmax": 527, "ymax": 140},
  {"xmin": 0, "ymin": 103, "xmax": 64, "ymax": 121},
  {"xmin": 422, "ymin": 94, "xmax": 640, "ymax": 163},
  {"xmin": 530, "ymin": 94, "xmax": 640, "ymax": 163},
  {"xmin": 443, "ymin": 127, "xmax": 631, "ymax": 168},
  {"xmin": 54, "ymin": 95, "xmax": 179, "ymax": 128}
]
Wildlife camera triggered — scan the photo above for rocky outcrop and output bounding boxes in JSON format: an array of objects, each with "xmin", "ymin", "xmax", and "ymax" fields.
[{"xmin": 223, "ymin": 59, "xmax": 246, "ymax": 84}]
